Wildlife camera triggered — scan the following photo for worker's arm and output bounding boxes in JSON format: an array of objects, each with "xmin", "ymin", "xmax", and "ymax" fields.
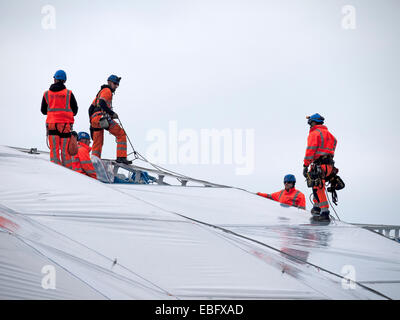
[
  {"xmin": 257, "ymin": 191, "xmax": 281, "ymax": 202},
  {"xmin": 78, "ymin": 149, "xmax": 97, "ymax": 179},
  {"xmin": 41, "ymin": 94, "xmax": 48, "ymax": 115},
  {"xmin": 99, "ymin": 99, "xmax": 114, "ymax": 116},
  {"xmin": 304, "ymin": 132, "xmax": 319, "ymax": 167},
  {"xmin": 257, "ymin": 192, "xmax": 272, "ymax": 199},
  {"xmin": 297, "ymin": 193, "xmax": 306, "ymax": 210},
  {"xmin": 97, "ymin": 88, "xmax": 115, "ymax": 116},
  {"xmin": 70, "ymin": 92, "xmax": 78, "ymax": 116}
]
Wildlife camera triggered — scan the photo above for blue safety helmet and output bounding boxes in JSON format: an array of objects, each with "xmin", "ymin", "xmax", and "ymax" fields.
[
  {"xmin": 307, "ymin": 113, "xmax": 325, "ymax": 125},
  {"xmin": 54, "ymin": 70, "xmax": 67, "ymax": 81},
  {"xmin": 284, "ymin": 174, "xmax": 296, "ymax": 184},
  {"xmin": 78, "ymin": 132, "xmax": 91, "ymax": 141},
  {"xmin": 107, "ymin": 75, "xmax": 121, "ymax": 85}
]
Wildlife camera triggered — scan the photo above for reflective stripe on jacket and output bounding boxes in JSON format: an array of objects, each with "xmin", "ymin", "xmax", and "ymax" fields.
[
  {"xmin": 304, "ymin": 125, "xmax": 337, "ymax": 167},
  {"xmin": 44, "ymin": 89, "xmax": 74, "ymax": 124}
]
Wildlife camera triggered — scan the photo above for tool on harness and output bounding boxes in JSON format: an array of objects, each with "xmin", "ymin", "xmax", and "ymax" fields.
[
  {"xmin": 305, "ymin": 155, "xmax": 333, "ymax": 186},
  {"xmin": 306, "ymin": 155, "xmax": 334, "ymax": 188},
  {"xmin": 99, "ymin": 115, "xmax": 110, "ymax": 129},
  {"xmin": 306, "ymin": 156, "xmax": 345, "ymax": 205},
  {"xmin": 306, "ymin": 165, "xmax": 323, "ymax": 188},
  {"xmin": 327, "ymin": 174, "xmax": 345, "ymax": 191},
  {"xmin": 326, "ymin": 169, "xmax": 345, "ymax": 205}
]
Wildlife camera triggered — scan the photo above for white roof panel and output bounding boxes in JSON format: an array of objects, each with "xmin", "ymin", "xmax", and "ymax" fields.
[{"xmin": 1, "ymin": 146, "xmax": 399, "ymax": 299}]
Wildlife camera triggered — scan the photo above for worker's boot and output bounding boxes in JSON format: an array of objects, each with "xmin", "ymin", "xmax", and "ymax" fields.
[
  {"xmin": 312, "ymin": 210, "xmax": 331, "ymax": 222},
  {"xmin": 320, "ymin": 210, "xmax": 330, "ymax": 221},
  {"xmin": 311, "ymin": 206, "xmax": 321, "ymax": 216},
  {"xmin": 116, "ymin": 157, "xmax": 132, "ymax": 165}
]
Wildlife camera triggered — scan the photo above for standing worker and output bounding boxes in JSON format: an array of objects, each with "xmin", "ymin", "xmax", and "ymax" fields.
[
  {"xmin": 41, "ymin": 70, "xmax": 78, "ymax": 168},
  {"xmin": 257, "ymin": 174, "xmax": 306, "ymax": 210},
  {"xmin": 303, "ymin": 113, "xmax": 337, "ymax": 221},
  {"xmin": 88, "ymin": 75, "xmax": 131, "ymax": 165},
  {"xmin": 72, "ymin": 132, "xmax": 97, "ymax": 179}
]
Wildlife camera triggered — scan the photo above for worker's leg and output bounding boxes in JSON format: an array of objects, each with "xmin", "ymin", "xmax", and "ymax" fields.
[
  {"xmin": 58, "ymin": 123, "xmax": 72, "ymax": 169},
  {"xmin": 312, "ymin": 164, "xmax": 333, "ymax": 212},
  {"xmin": 48, "ymin": 123, "xmax": 62, "ymax": 165},
  {"xmin": 91, "ymin": 130, "xmax": 104, "ymax": 158},
  {"xmin": 49, "ymin": 134, "xmax": 62, "ymax": 165},
  {"xmin": 108, "ymin": 120, "xmax": 127, "ymax": 158},
  {"xmin": 90, "ymin": 115, "xmax": 104, "ymax": 158},
  {"xmin": 315, "ymin": 184, "xmax": 329, "ymax": 211}
]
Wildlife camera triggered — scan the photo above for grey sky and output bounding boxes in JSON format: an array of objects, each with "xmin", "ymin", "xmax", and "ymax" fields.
[{"xmin": 0, "ymin": 0, "xmax": 399, "ymax": 224}]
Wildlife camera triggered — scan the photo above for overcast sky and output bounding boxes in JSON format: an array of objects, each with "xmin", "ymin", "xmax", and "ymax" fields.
[{"xmin": 0, "ymin": 0, "xmax": 399, "ymax": 224}]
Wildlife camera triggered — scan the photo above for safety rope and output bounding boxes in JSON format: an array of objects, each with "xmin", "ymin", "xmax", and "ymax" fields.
[
  {"xmin": 46, "ymin": 124, "xmax": 50, "ymax": 150},
  {"xmin": 326, "ymin": 188, "xmax": 342, "ymax": 221},
  {"xmin": 115, "ymin": 118, "xmax": 138, "ymax": 160}
]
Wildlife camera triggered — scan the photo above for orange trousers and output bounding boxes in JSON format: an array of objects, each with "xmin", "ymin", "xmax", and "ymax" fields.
[
  {"xmin": 312, "ymin": 164, "xmax": 333, "ymax": 210},
  {"xmin": 47, "ymin": 123, "xmax": 72, "ymax": 169},
  {"xmin": 90, "ymin": 114, "xmax": 127, "ymax": 159}
]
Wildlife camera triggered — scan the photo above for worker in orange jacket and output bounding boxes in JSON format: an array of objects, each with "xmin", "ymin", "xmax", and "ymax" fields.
[
  {"xmin": 72, "ymin": 132, "xmax": 97, "ymax": 179},
  {"xmin": 41, "ymin": 70, "xmax": 78, "ymax": 168},
  {"xmin": 257, "ymin": 174, "xmax": 306, "ymax": 210},
  {"xmin": 303, "ymin": 113, "xmax": 337, "ymax": 221},
  {"xmin": 88, "ymin": 75, "xmax": 131, "ymax": 165}
]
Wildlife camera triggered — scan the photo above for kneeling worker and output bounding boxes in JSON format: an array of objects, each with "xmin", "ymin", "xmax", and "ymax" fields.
[
  {"xmin": 257, "ymin": 174, "xmax": 306, "ymax": 210},
  {"xmin": 72, "ymin": 132, "xmax": 97, "ymax": 179}
]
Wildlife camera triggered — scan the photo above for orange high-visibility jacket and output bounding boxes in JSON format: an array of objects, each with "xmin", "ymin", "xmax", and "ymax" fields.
[
  {"xmin": 72, "ymin": 142, "xmax": 97, "ymax": 179},
  {"xmin": 304, "ymin": 125, "xmax": 337, "ymax": 167},
  {"xmin": 44, "ymin": 89, "xmax": 74, "ymax": 124},
  {"xmin": 92, "ymin": 87, "xmax": 113, "ymax": 109},
  {"xmin": 257, "ymin": 188, "xmax": 306, "ymax": 209}
]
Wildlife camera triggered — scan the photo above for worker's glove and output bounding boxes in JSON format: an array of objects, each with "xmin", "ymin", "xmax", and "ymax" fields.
[
  {"xmin": 111, "ymin": 112, "xmax": 119, "ymax": 119},
  {"xmin": 303, "ymin": 165, "xmax": 309, "ymax": 178}
]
